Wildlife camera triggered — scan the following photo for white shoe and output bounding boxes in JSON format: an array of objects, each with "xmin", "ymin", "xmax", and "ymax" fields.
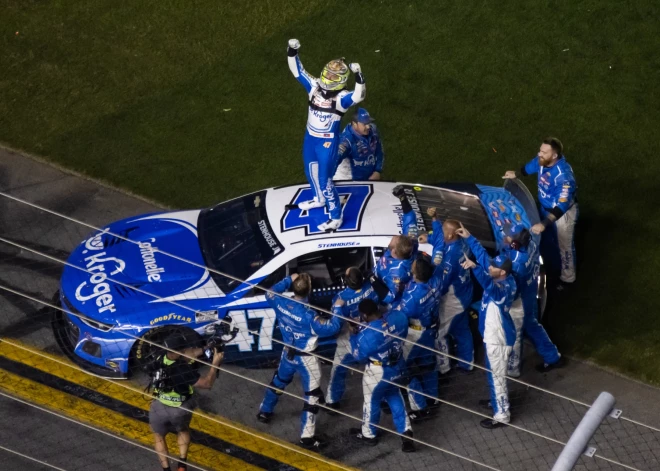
[
  {"xmin": 318, "ymin": 218, "xmax": 343, "ymax": 232},
  {"xmin": 298, "ymin": 199, "xmax": 325, "ymax": 210}
]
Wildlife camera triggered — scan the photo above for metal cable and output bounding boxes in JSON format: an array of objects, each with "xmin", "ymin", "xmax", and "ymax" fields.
[{"xmin": 0, "ymin": 443, "xmax": 70, "ymax": 471}]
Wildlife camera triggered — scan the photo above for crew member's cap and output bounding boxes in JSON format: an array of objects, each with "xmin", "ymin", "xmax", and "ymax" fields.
[
  {"xmin": 355, "ymin": 108, "xmax": 374, "ymax": 124},
  {"xmin": 163, "ymin": 333, "xmax": 188, "ymax": 352},
  {"xmin": 490, "ymin": 255, "xmax": 513, "ymax": 275}
]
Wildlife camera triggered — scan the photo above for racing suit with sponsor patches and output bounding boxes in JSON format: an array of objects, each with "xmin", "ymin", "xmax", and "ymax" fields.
[
  {"xmin": 259, "ymin": 276, "xmax": 342, "ymax": 439},
  {"xmin": 522, "ymin": 156, "xmax": 578, "ymax": 283},
  {"xmin": 503, "ymin": 241, "xmax": 560, "ymax": 376},
  {"xmin": 396, "ymin": 272, "xmax": 442, "ymax": 412},
  {"xmin": 431, "ymin": 221, "xmax": 474, "ymax": 374},
  {"xmin": 351, "ymin": 308, "xmax": 411, "ymax": 439},
  {"xmin": 375, "ymin": 211, "xmax": 418, "ymax": 303},
  {"xmin": 466, "ymin": 236, "xmax": 517, "ymax": 423},
  {"xmin": 288, "ymin": 47, "xmax": 365, "ymax": 220},
  {"xmin": 332, "ymin": 124, "xmax": 384, "ymax": 181},
  {"xmin": 326, "ymin": 280, "xmax": 380, "ymax": 405}
]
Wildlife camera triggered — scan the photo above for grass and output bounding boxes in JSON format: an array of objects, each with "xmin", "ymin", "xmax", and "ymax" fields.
[{"xmin": 1, "ymin": 0, "xmax": 659, "ymax": 383}]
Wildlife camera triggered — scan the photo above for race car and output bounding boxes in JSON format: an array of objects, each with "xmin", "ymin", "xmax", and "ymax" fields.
[{"xmin": 53, "ymin": 179, "xmax": 545, "ymax": 378}]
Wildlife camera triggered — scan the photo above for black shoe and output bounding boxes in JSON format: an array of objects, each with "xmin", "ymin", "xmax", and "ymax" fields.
[
  {"xmin": 256, "ymin": 411, "xmax": 273, "ymax": 424},
  {"xmin": 300, "ymin": 435, "xmax": 328, "ymax": 450},
  {"xmin": 381, "ymin": 401, "xmax": 392, "ymax": 415},
  {"xmin": 428, "ymin": 399, "xmax": 442, "ymax": 411},
  {"xmin": 408, "ymin": 408, "xmax": 435, "ymax": 423},
  {"xmin": 480, "ymin": 418, "xmax": 509, "ymax": 429},
  {"xmin": 401, "ymin": 430, "xmax": 416, "ymax": 453},
  {"xmin": 478, "ymin": 399, "xmax": 493, "ymax": 411},
  {"xmin": 325, "ymin": 402, "xmax": 341, "ymax": 416},
  {"xmin": 349, "ymin": 428, "xmax": 379, "ymax": 446},
  {"xmin": 536, "ymin": 356, "xmax": 567, "ymax": 373}
]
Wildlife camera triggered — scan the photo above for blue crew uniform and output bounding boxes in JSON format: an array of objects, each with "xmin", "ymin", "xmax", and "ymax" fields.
[
  {"xmin": 375, "ymin": 211, "xmax": 418, "ymax": 303},
  {"xmin": 333, "ymin": 122, "xmax": 384, "ymax": 180},
  {"xmin": 396, "ymin": 270, "xmax": 442, "ymax": 413},
  {"xmin": 326, "ymin": 281, "xmax": 380, "ymax": 405},
  {"xmin": 287, "ymin": 44, "xmax": 365, "ymax": 223},
  {"xmin": 503, "ymin": 239, "xmax": 560, "ymax": 376},
  {"xmin": 465, "ymin": 236, "xmax": 517, "ymax": 423},
  {"xmin": 429, "ymin": 219, "xmax": 475, "ymax": 374},
  {"xmin": 521, "ymin": 155, "xmax": 578, "ymax": 283},
  {"xmin": 258, "ymin": 276, "xmax": 342, "ymax": 440},
  {"xmin": 351, "ymin": 308, "xmax": 411, "ymax": 440}
]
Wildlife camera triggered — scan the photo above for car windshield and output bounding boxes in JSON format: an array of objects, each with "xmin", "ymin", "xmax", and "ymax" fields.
[{"xmin": 197, "ymin": 190, "xmax": 283, "ymax": 293}]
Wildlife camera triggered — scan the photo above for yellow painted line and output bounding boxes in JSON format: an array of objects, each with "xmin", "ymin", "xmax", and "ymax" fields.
[
  {"xmin": 0, "ymin": 368, "xmax": 260, "ymax": 471},
  {"xmin": 0, "ymin": 339, "xmax": 357, "ymax": 471}
]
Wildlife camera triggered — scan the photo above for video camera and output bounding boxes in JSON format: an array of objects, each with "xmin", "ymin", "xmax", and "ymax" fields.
[{"xmin": 201, "ymin": 316, "xmax": 240, "ymax": 361}]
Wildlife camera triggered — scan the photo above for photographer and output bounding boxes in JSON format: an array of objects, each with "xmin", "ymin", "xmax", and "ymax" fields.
[{"xmin": 149, "ymin": 333, "xmax": 223, "ymax": 471}]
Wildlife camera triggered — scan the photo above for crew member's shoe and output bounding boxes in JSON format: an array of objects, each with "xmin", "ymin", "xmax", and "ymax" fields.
[
  {"xmin": 318, "ymin": 218, "xmax": 343, "ymax": 232},
  {"xmin": 349, "ymin": 428, "xmax": 379, "ymax": 446},
  {"xmin": 325, "ymin": 402, "xmax": 341, "ymax": 416},
  {"xmin": 401, "ymin": 430, "xmax": 416, "ymax": 453},
  {"xmin": 256, "ymin": 411, "xmax": 273, "ymax": 424},
  {"xmin": 536, "ymin": 356, "xmax": 567, "ymax": 373},
  {"xmin": 300, "ymin": 435, "xmax": 329, "ymax": 450},
  {"xmin": 480, "ymin": 418, "xmax": 509, "ymax": 429},
  {"xmin": 408, "ymin": 408, "xmax": 435, "ymax": 423},
  {"xmin": 298, "ymin": 198, "xmax": 325, "ymax": 211}
]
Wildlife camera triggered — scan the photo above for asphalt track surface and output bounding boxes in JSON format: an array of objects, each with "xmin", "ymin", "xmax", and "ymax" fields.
[{"xmin": 1, "ymin": 147, "xmax": 660, "ymax": 471}]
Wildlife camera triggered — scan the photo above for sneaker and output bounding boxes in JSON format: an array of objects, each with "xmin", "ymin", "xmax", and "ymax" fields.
[
  {"xmin": 401, "ymin": 430, "xmax": 416, "ymax": 453},
  {"xmin": 480, "ymin": 418, "xmax": 509, "ymax": 429},
  {"xmin": 300, "ymin": 435, "xmax": 328, "ymax": 450},
  {"xmin": 325, "ymin": 402, "xmax": 341, "ymax": 416},
  {"xmin": 318, "ymin": 218, "xmax": 343, "ymax": 232},
  {"xmin": 428, "ymin": 399, "xmax": 442, "ymax": 411},
  {"xmin": 298, "ymin": 199, "xmax": 325, "ymax": 211},
  {"xmin": 256, "ymin": 411, "xmax": 273, "ymax": 424},
  {"xmin": 408, "ymin": 408, "xmax": 435, "ymax": 423},
  {"xmin": 536, "ymin": 356, "xmax": 567, "ymax": 373},
  {"xmin": 349, "ymin": 427, "xmax": 379, "ymax": 446}
]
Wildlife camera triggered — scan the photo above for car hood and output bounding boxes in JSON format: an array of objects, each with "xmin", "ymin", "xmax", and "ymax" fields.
[{"xmin": 60, "ymin": 210, "xmax": 223, "ymax": 324}]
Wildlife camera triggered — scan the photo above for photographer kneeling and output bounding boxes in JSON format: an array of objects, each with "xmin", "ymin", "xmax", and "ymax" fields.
[{"xmin": 149, "ymin": 332, "xmax": 223, "ymax": 471}]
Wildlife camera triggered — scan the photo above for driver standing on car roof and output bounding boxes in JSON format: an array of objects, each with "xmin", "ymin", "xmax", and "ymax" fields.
[{"xmin": 256, "ymin": 273, "xmax": 342, "ymax": 450}]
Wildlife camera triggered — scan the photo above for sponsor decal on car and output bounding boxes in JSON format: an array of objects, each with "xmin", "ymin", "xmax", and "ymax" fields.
[
  {"xmin": 75, "ymin": 231, "xmax": 123, "ymax": 315},
  {"xmin": 149, "ymin": 313, "xmax": 193, "ymax": 326},
  {"xmin": 317, "ymin": 241, "xmax": 360, "ymax": 248},
  {"xmin": 258, "ymin": 220, "xmax": 282, "ymax": 255},
  {"xmin": 139, "ymin": 238, "xmax": 165, "ymax": 282},
  {"xmin": 195, "ymin": 310, "xmax": 218, "ymax": 323}
]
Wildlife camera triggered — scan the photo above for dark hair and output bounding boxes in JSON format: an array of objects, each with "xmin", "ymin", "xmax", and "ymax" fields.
[
  {"xmin": 292, "ymin": 273, "xmax": 312, "ymax": 297},
  {"xmin": 510, "ymin": 228, "xmax": 531, "ymax": 250},
  {"xmin": 414, "ymin": 256, "xmax": 435, "ymax": 283},
  {"xmin": 163, "ymin": 333, "xmax": 187, "ymax": 352},
  {"xmin": 396, "ymin": 235, "xmax": 414, "ymax": 259},
  {"xmin": 358, "ymin": 299, "xmax": 379, "ymax": 317},
  {"xmin": 345, "ymin": 267, "xmax": 364, "ymax": 290},
  {"xmin": 543, "ymin": 137, "xmax": 563, "ymax": 157}
]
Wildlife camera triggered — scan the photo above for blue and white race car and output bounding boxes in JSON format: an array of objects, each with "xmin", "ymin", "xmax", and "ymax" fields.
[{"xmin": 54, "ymin": 179, "xmax": 544, "ymax": 377}]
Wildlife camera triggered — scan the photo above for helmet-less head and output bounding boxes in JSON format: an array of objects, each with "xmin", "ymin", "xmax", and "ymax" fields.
[{"xmin": 320, "ymin": 59, "xmax": 349, "ymax": 91}]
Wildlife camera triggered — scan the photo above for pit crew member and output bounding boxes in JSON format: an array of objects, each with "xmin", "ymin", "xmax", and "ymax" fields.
[
  {"xmin": 504, "ymin": 137, "xmax": 578, "ymax": 286},
  {"xmin": 425, "ymin": 208, "xmax": 474, "ymax": 375},
  {"xmin": 149, "ymin": 333, "xmax": 224, "ymax": 471},
  {"xmin": 349, "ymin": 299, "xmax": 415, "ymax": 453},
  {"xmin": 287, "ymin": 38, "xmax": 366, "ymax": 232},
  {"xmin": 332, "ymin": 108, "xmax": 384, "ymax": 181},
  {"xmin": 501, "ymin": 223, "xmax": 564, "ymax": 375},
  {"xmin": 256, "ymin": 273, "xmax": 342, "ymax": 449},
  {"xmin": 457, "ymin": 226, "xmax": 517, "ymax": 429},
  {"xmin": 325, "ymin": 267, "xmax": 380, "ymax": 412}
]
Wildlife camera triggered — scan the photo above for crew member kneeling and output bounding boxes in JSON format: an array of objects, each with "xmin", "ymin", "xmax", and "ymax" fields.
[{"xmin": 149, "ymin": 333, "xmax": 224, "ymax": 471}]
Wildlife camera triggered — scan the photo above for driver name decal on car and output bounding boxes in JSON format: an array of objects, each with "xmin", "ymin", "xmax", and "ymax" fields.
[{"xmin": 281, "ymin": 184, "xmax": 373, "ymax": 235}]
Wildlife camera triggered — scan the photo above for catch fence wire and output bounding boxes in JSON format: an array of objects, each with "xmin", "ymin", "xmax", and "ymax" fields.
[{"xmin": 0, "ymin": 191, "xmax": 657, "ymax": 470}]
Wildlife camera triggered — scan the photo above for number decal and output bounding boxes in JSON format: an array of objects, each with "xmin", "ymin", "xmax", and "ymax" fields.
[
  {"xmin": 281, "ymin": 183, "xmax": 373, "ymax": 235},
  {"xmin": 224, "ymin": 308, "xmax": 276, "ymax": 352}
]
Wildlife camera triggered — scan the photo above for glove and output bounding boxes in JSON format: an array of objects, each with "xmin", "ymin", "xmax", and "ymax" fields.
[
  {"xmin": 349, "ymin": 62, "xmax": 361, "ymax": 73},
  {"xmin": 392, "ymin": 185, "xmax": 406, "ymax": 199},
  {"xmin": 288, "ymin": 39, "xmax": 301, "ymax": 50}
]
